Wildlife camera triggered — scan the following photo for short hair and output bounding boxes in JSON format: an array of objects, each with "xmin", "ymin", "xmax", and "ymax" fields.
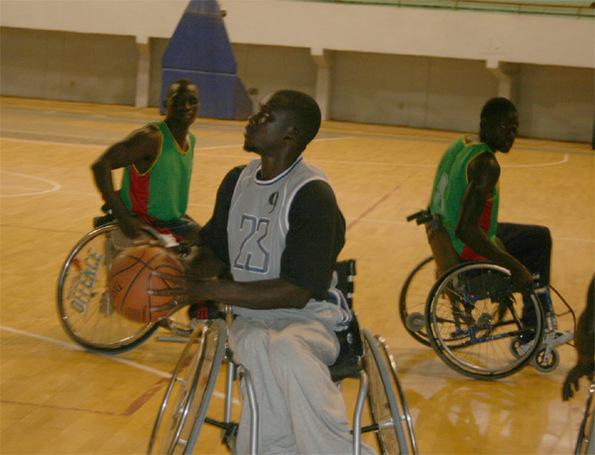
[
  {"xmin": 480, "ymin": 97, "xmax": 517, "ymax": 122},
  {"xmin": 269, "ymin": 90, "xmax": 321, "ymax": 150},
  {"xmin": 166, "ymin": 79, "xmax": 199, "ymax": 100}
]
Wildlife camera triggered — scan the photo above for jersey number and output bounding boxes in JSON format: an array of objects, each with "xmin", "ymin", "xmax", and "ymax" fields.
[{"xmin": 233, "ymin": 215, "xmax": 270, "ymax": 273}]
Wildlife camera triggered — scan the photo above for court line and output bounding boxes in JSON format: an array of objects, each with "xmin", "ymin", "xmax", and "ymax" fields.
[
  {"xmin": 347, "ymin": 173, "xmax": 419, "ymax": 231},
  {"xmin": 0, "ymin": 325, "xmax": 173, "ymax": 378},
  {"xmin": 2, "ymin": 135, "xmax": 572, "ymax": 168},
  {"xmin": 194, "ymin": 152, "xmax": 570, "ymax": 169},
  {"xmin": 0, "ymin": 170, "xmax": 61, "ymax": 197},
  {"xmin": 0, "ymin": 325, "xmax": 236, "ymax": 412}
]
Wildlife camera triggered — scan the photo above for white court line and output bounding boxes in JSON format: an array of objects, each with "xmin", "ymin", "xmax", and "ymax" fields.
[
  {"xmin": 195, "ymin": 151, "xmax": 570, "ymax": 169},
  {"xmin": 0, "ymin": 324, "xmax": 234, "ymax": 404},
  {"xmin": 0, "ymin": 170, "xmax": 61, "ymax": 197},
  {"xmin": 2, "ymin": 134, "xmax": 571, "ymax": 168},
  {"xmin": 0, "ymin": 325, "xmax": 173, "ymax": 378}
]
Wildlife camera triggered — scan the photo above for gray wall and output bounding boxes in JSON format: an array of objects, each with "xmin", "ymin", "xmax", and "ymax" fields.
[{"xmin": 1, "ymin": 26, "xmax": 593, "ymax": 143}]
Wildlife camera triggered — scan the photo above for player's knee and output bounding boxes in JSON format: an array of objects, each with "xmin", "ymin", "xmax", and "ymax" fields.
[{"xmin": 535, "ymin": 225, "xmax": 552, "ymax": 251}]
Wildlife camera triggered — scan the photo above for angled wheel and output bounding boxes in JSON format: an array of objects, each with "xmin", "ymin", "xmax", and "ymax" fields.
[
  {"xmin": 425, "ymin": 262, "xmax": 543, "ymax": 379},
  {"xmin": 575, "ymin": 381, "xmax": 595, "ymax": 455},
  {"xmin": 362, "ymin": 329, "xmax": 412, "ymax": 454},
  {"xmin": 148, "ymin": 318, "xmax": 227, "ymax": 455},
  {"xmin": 374, "ymin": 334, "xmax": 418, "ymax": 454},
  {"xmin": 399, "ymin": 256, "xmax": 435, "ymax": 346},
  {"xmin": 56, "ymin": 224, "xmax": 158, "ymax": 353}
]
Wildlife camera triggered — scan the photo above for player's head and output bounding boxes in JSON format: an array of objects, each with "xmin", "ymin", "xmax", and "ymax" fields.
[
  {"xmin": 164, "ymin": 79, "xmax": 199, "ymax": 127},
  {"xmin": 479, "ymin": 97, "xmax": 518, "ymax": 153},
  {"xmin": 244, "ymin": 90, "xmax": 321, "ymax": 155}
]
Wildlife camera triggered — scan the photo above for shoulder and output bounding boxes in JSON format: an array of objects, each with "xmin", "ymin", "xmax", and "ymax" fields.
[
  {"xmin": 220, "ymin": 164, "xmax": 247, "ymax": 192},
  {"xmin": 291, "ymin": 180, "xmax": 338, "ymax": 219}
]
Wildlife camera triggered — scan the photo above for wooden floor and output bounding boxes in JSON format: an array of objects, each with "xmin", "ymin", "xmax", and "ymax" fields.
[{"xmin": 1, "ymin": 96, "xmax": 593, "ymax": 455}]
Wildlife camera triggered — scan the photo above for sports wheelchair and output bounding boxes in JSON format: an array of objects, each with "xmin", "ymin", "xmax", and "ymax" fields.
[
  {"xmin": 398, "ymin": 209, "xmax": 574, "ymax": 380},
  {"xmin": 575, "ymin": 379, "xmax": 595, "ymax": 455},
  {"xmin": 56, "ymin": 213, "xmax": 199, "ymax": 353},
  {"xmin": 147, "ymin": 260, "xmax": 418, "ymax": 455}
]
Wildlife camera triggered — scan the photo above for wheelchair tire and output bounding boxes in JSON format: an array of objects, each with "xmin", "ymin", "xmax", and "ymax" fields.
[
  {"xmin": 398, "ymin": 256, "xmax": 434, "ymax": 346},
  {"xmin": 575, "ymin": 381, "xmax": 595, "ymax": 455},
  {"xmin": 362, "ymin": 329, "xmax": 412, "ymax": 454},
  {"xmin": 56, "ymin": 224, "xmax": 157, "ymax": 353},
  {"xmin": 148, "ymin": 318, "xmax": 227, "ymax": 455},
  {"xmin": 425, "ymin": 262, "xmax": 543, "ymax": 380}
]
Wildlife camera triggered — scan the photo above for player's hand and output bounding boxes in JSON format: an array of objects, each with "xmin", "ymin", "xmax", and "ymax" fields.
[
  {"xmin": 562, "ymin": 365, "xmax": 590, "ymax": 401},
  {"xmin": 119, "ymin": 216, "xmax": 144, "ymax": 239},
  {"xmin": 148, "ymin": 270, "xmax": 201, "ymax": 310}
]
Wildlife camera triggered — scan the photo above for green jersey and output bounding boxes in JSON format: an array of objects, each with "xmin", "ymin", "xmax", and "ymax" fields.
[
  {"xmin": 429, "ymin": 135, "xmax": 499, "ymax": 261},
  {"xmin": 121, "ymin": 121, "xmax": 195, "ymax": 222}
]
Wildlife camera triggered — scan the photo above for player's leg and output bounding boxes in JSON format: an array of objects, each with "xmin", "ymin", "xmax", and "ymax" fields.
[
  {"xmin": 228, "ymin": 317, "xmax": 298, "ymax": 453},
  {"xmin": 268, "ymin": 318, "xmax": 376, "ymax": 455}
]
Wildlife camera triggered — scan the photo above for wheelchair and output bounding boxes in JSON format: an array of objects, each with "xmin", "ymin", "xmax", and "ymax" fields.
[
  {"xmin": 398, "ymin": 210, "xmax": 575, "ymax": 380},
  {"xmin": 56, "ymin": 212, "xmax": 197, "ymax": 353},
  {"xmin": 575, "ymin": 379, "xmax": 595, "ymax": 455},
  {"xmin": 148, "ymin": 260, "xmax": 418, "ymax": 455}
]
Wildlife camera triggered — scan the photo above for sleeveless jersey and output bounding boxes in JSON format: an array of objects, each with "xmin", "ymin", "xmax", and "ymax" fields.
[
  {"xmin": 429, "ymin": 135, "xmax": 499, "ymax": 261},
  {"xmin": 120, "ymin": 121, "xmax": 195, "ymax": 222},
  {"xmin": 227, "ymin": 156, "xmax": 351, "ymax": 327}
]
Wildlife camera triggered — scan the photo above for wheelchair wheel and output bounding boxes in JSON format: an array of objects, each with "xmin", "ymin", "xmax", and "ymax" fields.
[
  {"xmin": 362, "ymin": 329, "xmax": 412, "ymax": 454},
  {"xmin": 425, "ymin": 262, "xmax": 543, "ymax": 380},
  {"xmin": 399, "ymin": 256, "xmax": 434, "ymax": 346},
  {"xmin": 56, "ymin": 224, "xmax": 158, "ymax": 353},
  {"xmin": 575, "ymin": 381, "xmax": 595, "ymax": 455},
  {"xmin": 148, "ymin": 318, "xmax": 227, "ymax": 455}
]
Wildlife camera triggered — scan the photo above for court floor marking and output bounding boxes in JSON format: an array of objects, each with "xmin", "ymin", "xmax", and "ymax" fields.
[
  {"xmin": 0, "ymin": 325, "xmax": 237, "ymax": 409},
  {"xmin": 0, "ymin": 170, "xmax": 61, "ymax": 197},
  {"xmin": 1, "ymin": 134, "xmax": 575, "ymax": 168}
]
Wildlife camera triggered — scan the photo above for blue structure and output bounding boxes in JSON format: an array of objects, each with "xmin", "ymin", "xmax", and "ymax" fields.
[{"xmin": 160, "ymin": 0, "xmax": 252, "ymax": 120}]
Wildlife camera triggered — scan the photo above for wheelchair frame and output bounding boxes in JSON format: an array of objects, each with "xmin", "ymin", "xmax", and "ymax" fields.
[
  {"xmin": 399, "ymin": 210, "xmax": 574, "ymax": 379},
  {"xmin": 56, "ymin": 221, "xmax": 194, "ymax": 353},
  {"xmin": 148, "ymin": 260, "xmax": 418, "ymax": 455}
]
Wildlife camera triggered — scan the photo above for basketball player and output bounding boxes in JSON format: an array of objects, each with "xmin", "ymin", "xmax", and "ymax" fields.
[
  {"xmin": 151, "ymin": 90, "xmax": 375, "ymax": 454},
  {"xmin": 92, "ymin": 79, "xmax": 200, "ymax": 244},
  {"xmin": 92, "ymin": 79, "xmax": 215, "ymax": 320},
  {"xmin": 562, "ymin": 275, "xmax": 594, "ymax": 401},
  {"xmin": 429, "ymin": 97, "xmax": 571, "ymax": 343}
]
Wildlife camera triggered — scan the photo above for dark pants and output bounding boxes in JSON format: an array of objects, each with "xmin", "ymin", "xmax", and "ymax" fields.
[
  {"xmin": 497, "ymin": 222, "xmax": 553, "ymax": 321},
  {"xmin": 497, "ymin": 222, "xmax": 552, "ymax": 287}
]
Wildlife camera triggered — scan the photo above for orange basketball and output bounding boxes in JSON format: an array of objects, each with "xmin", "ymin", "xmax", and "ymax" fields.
[{"xmin": 107, "ymin": 244, "xmax": 184, "ymax": 323}]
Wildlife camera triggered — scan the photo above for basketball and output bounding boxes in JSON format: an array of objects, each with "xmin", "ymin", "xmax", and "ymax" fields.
[{"xmin": 107, "ymin": 244, "xmax": 184, "ymax": 323}]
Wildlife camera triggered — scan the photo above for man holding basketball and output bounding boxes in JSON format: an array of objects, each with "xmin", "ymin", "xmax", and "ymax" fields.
[
  {"xmin": 92, "ymin": 79, "xmax": 200, "ymax": 244},
  {"xmin": 152, "ymin": 90, "xmax": 375, "ymax": 454},
  {"xmin": 429, "ymin": 97, "xmax": 569, "ymax": 342}
]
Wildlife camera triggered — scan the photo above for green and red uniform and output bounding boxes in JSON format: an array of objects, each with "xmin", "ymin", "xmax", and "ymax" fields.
[
  {"xmin": 429, "ymin": 135, "xmax": 499, "ymax": 261},
  {"xmin": 120, "ymin": 121, "xmax": 195, "ymax": 239}
]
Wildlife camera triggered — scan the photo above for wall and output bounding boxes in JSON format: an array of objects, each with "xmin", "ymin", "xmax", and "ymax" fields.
[{"xmin": 1, "ymin": 0, "xmax": 593, "ymax": 142}]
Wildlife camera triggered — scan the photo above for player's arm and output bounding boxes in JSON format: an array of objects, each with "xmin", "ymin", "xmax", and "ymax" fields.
[
  {"xmin": 455, "ymin": 152, "xmax": 533, "ymax": 292},
  {"xmin": 91, "ymin": 126, "xmax": 160, "ymax": 238},
  {"xmin": 153, "ymin": 180, "xmax": 340, "ymax": 310},
  {"xmin": 175, "ymin": 165, "xmax": 311, "ymax": 309}
]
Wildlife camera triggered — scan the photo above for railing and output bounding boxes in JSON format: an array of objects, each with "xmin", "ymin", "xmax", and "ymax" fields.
[{"xmin": 301, "ymin": 0, "xmax": 595, "ymax": 17}]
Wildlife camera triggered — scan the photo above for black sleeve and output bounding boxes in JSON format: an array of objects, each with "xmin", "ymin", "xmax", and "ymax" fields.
[
  {"xmin": 280, "ymin": 180, "xmax": 346, "ymax": 300},
  {"xmin": 198, "ymin": 165, "xmax": 245, "ymax": 266}
]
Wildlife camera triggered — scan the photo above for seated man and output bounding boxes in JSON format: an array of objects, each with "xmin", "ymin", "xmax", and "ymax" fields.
[
  {"xmin": 92, "ymin": 79, "xmax": 213, "ymax": 320},
  {"xmin": 562, "ymin": 275, "xmax": 594, "ymax": 401},
  {"xmin": 151, "ymin": 90, "xmax": 375, "ymax": 454},
  {"xmin": 429, "ymin": 97, "xmax": 570, "ymax": 342},
  {"xmin": 92, "ymin": 78, "xmax": 200, "ymax": 245}
]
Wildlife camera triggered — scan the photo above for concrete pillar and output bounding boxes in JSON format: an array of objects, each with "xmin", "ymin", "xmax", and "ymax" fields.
[
  {"xmin": 486, "ymin": 60, "xmax": 520, "ymax": 104},
  {"xmin": 311, "ymin": 48, "xmax": 333, "ymax": 121},
  {"xmin": 135, "ymin": 36, "xmax": 150, "ymax": 108}
]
